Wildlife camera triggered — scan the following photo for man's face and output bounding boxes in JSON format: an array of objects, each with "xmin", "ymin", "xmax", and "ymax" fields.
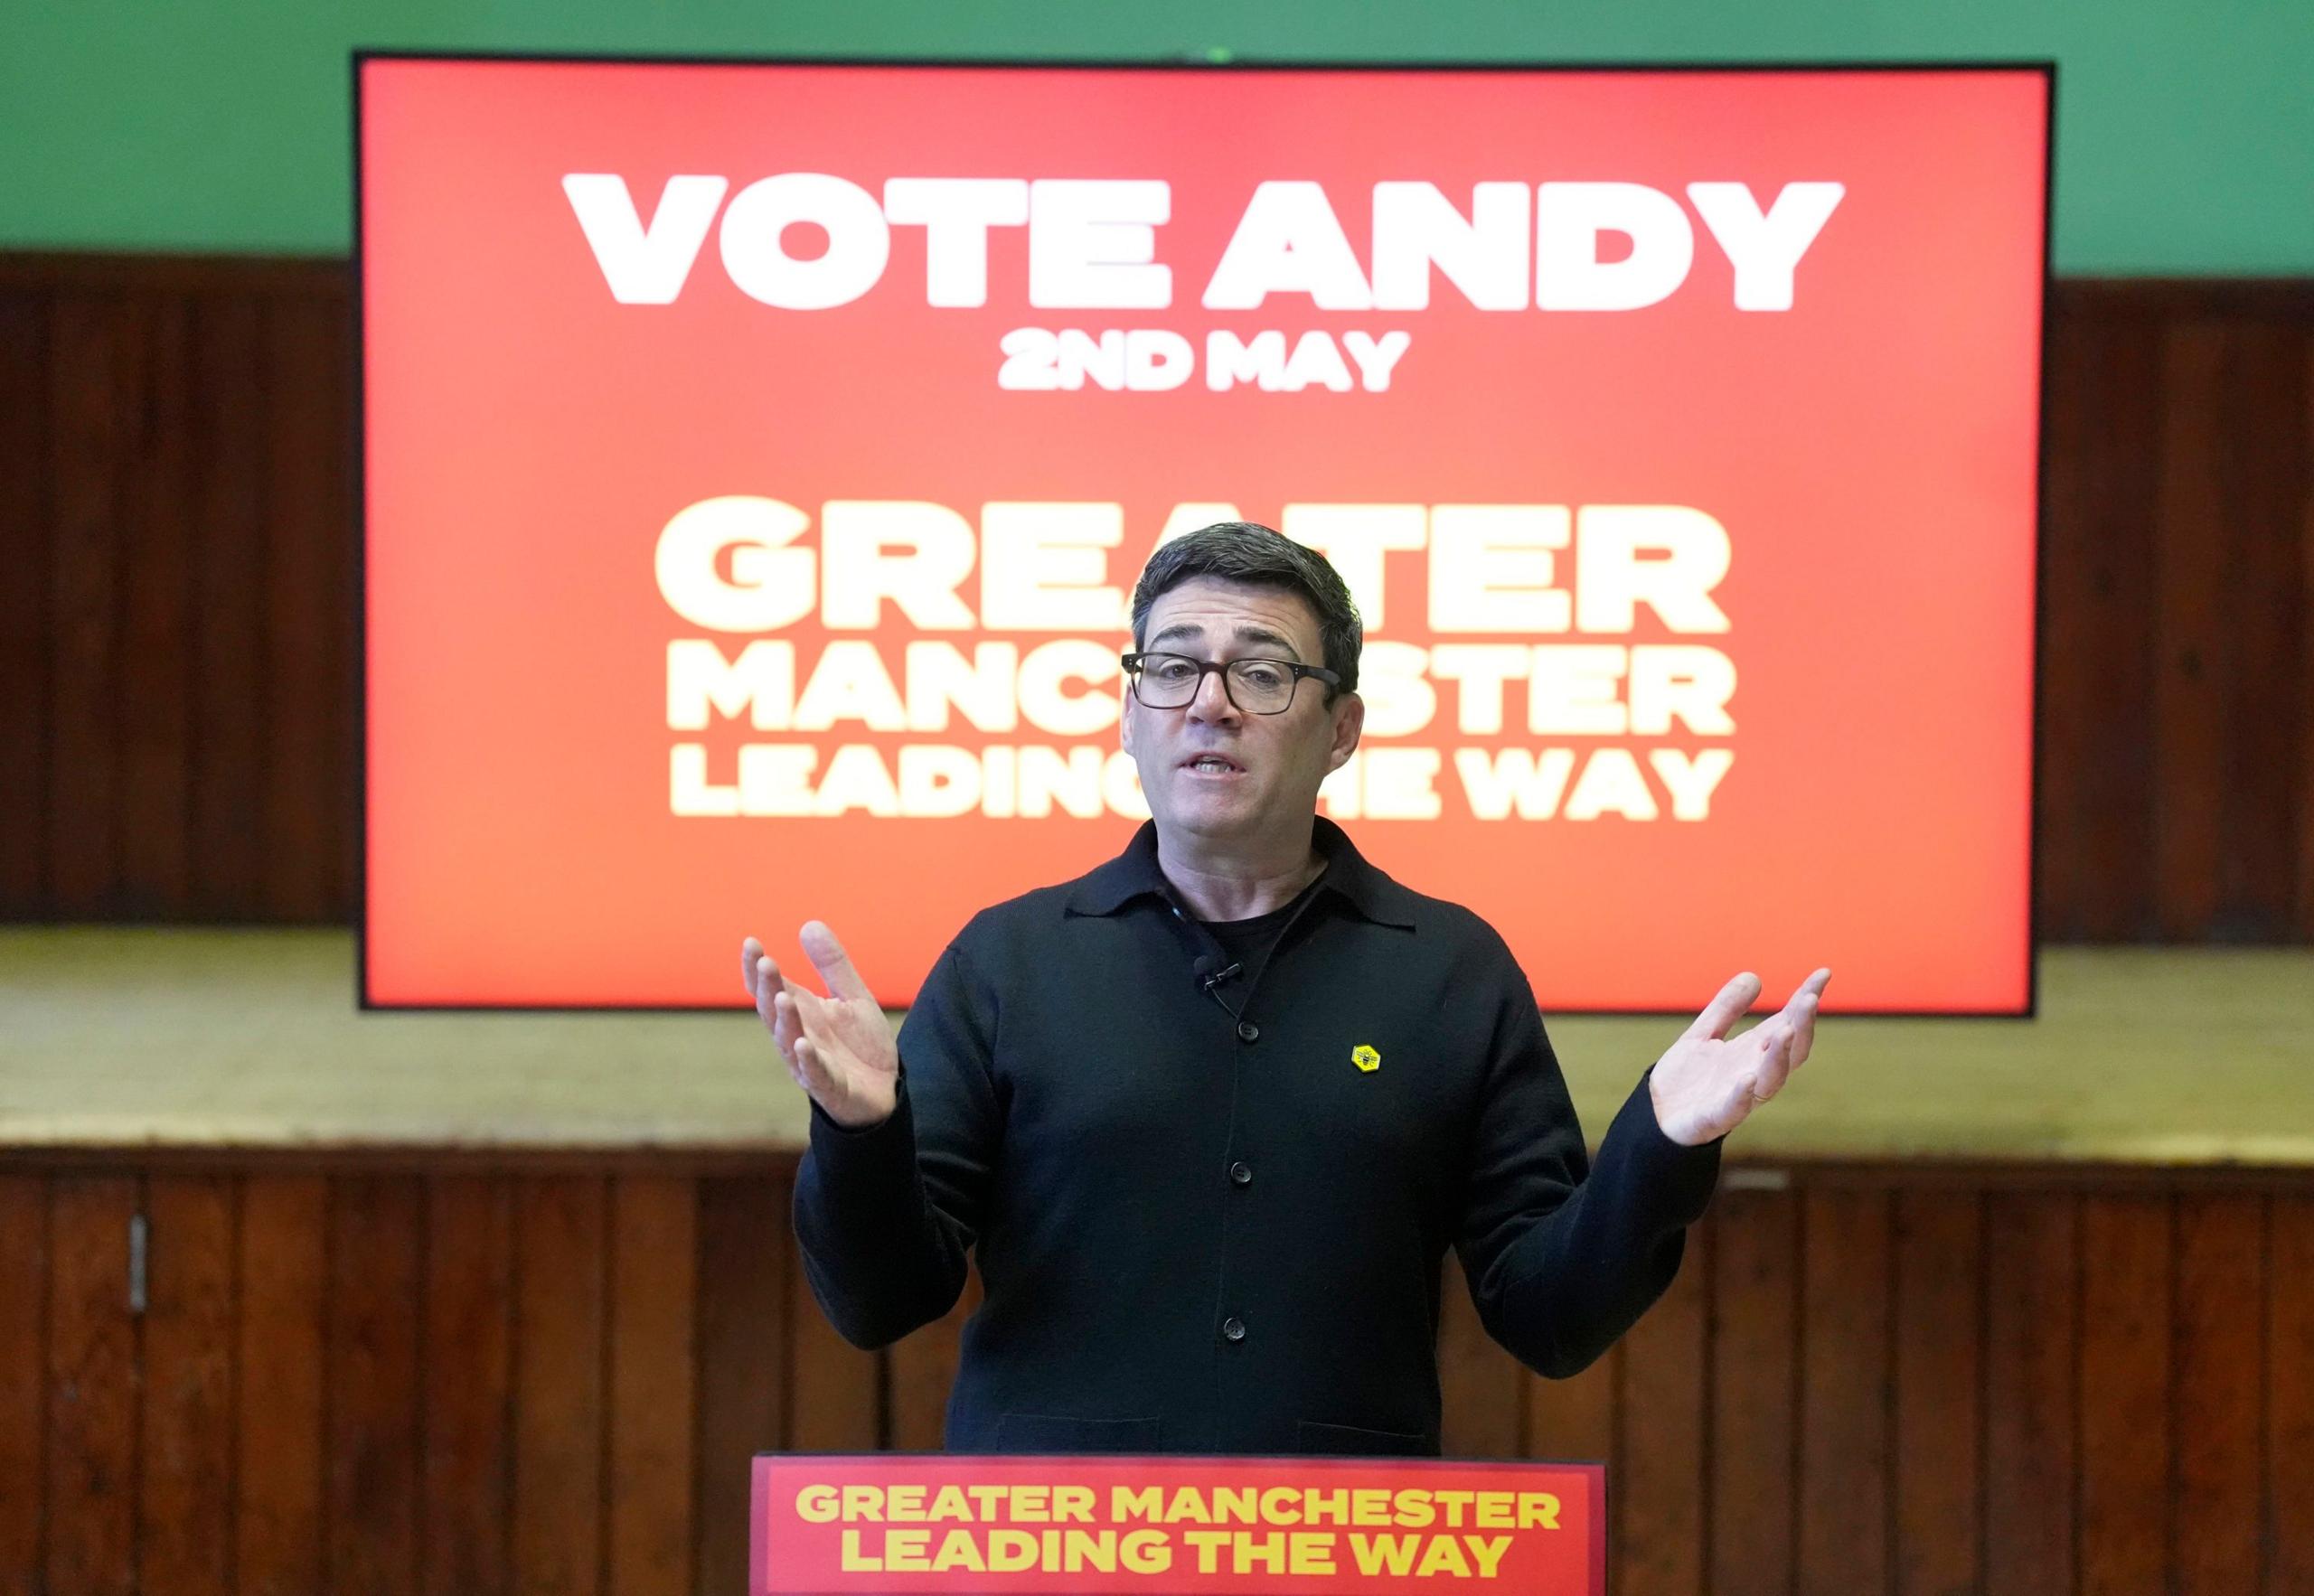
[{"xmin": 1120, "ymin": 577, "xmax": 1363, "ymax": 846}]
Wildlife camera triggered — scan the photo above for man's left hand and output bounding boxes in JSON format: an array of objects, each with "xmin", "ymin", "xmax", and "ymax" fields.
[{"xmin": 1649, "ymin": 968, "xmax": 1832, "ymax": 1147}]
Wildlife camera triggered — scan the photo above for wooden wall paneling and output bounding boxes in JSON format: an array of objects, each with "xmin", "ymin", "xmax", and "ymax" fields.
[
  {"xmin": 692, "ymin": 1173, "xmax": 791, "ymax": 1596},
  {"xmin": 1795, "ymin": 1189, "xmax": 1890, "ymax": 1596},
  {"xmin": 887, "ymin": 1270, "xmax": 979, "ymax": 1453},
  {"xmin": 607, "ymin": 1176, "xmax": 699, "ymax": 1596},
  {"xmin": 420, "ymin": 1176, "xmax": 514, "ymax": 1596},
  {"xmin": 46, "ymin": 292, "xmax": 134, "ymax": 915},
  {"xmin": 1707, "ymin": 1189, "xmax": 1797, "ymax": 1596},
  {"xmin": 2034, "ymin": 293, "xmax": 2086, "ymax": 941},
  {"xmin": 185, "ymin": 291, "xmax": 269, "ymax": 918},
  {"xmin": 0, "ymin": 289, "xmax": 52, "ymax": 914},
  {"xmin": 12, "ymin": 263, "xmax": 2314, "ymax": 938},
  {"xmin": 259, "ymin": 292, "xmax": 352, "ymax": 921},
  {"xmin": 324, "ymin": 1175, "xmax": 423, "ymax": 1596},
  {"xmin": 2303, "ymin": 335, "xmax": 2314, "ymax": 942},
  {"xmin": 2152, "ymin": 321, "xmax": 2233, "ymax": 937},
  {"xmin": 1891, "ymin": 1190, "xmax": 1983, "ymax": 1596},
  {"xmin": 44, "ymin": 1175, "xmax": 140, "ymax": 1596},
  {"xmin": 325, "ymin": 282, "xmax": 360, "ymax": 914},
  {"xmin": 138, "ymin": 1176, "xmax": 238, "ymax": 1596},
  {"xmin": 1520, "ymin": 1343, "xmax": 1615, "ymax": 1469},
  {"xmin": 2036, "ymin": 296, "xmax": 2163, "ymax": 939},
  {"xmin": 2076, "ymin": 1195, "xmax": 2172, "ymax": 1596},
  {"xmin": 786, "ymin": 1314, "xmax": 882, "ymax": 1453},
  {"xmin": 2269, "ymin": 1196, "xmax": 2314, "ymax": 1590},
  {"xmin": 1981, "ymin": 1193, "xmax": 2078, "ymax": 1596},
  {"xmin": 785, "ymin": 1183, "xmax": 882, "ymax": 1453},
  {"xmin": 116, "ymin": 293, "xmax": 195, "ymax": 917},
  {"xmin": 2171, "ymin": 1195, "xmax": 2265, "ymax": 1595},
  {"xmin": 2218, "ymin": 323, "xmax": 2312, "ymax": 935},
  {"xmin": 1613, "ymin": 1219, "xmax": 1708, "ymax": 1596},
  {"xmin": 511, "ymin": 1175, "xmax": 610, "ymax": 1596},
  {"xmin": 0, "ymin": 1175, "xmax": 50, "ymax": 1594},
  {"xmin": 13, "ymin": 261, "xmax": 2314, "ymax": 937},
  {"xmin": 233, "ymin": 1176, "xmax": 326, "ymax": 1596},
  {"xmin": 1436, "ymin": 1252, "xmax": 1522, "ymax": 1458}
]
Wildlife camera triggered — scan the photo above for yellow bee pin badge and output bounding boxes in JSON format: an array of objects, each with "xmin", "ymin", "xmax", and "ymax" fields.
[{"xmin": 1351, "ymin": 1044, "xmax": 1381, "ymax": 1073}]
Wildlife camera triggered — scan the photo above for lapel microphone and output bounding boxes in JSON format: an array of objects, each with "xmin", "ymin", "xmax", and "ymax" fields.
[{"xmin": 1191, "ymin": 955, "xmax": 1246, "ymax": 1019}]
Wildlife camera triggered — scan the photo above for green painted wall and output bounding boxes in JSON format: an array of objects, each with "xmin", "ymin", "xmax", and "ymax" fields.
[{"xmin": 2, "ymin": 0, "xmax": 2309, "ymax": 273}]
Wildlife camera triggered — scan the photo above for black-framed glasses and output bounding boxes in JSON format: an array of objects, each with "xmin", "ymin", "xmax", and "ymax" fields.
[{"xmin": 1121, "ymin": 651, "xmax": 1340, "ymax": 715}]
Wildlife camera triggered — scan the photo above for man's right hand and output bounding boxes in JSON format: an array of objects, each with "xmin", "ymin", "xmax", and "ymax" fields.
[{"xmin": 741, "ymin": 923, "xmax": 900, "ymax": 1129}]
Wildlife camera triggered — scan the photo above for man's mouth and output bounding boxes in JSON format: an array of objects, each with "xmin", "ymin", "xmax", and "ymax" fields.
[{"xmin": 1182, "ymin": 754, "xmax": 1245, "ymax": 775}]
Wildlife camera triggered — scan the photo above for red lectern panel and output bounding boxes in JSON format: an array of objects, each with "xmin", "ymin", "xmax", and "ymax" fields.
[{"xmin": 753, "ymin": 1454, "xmax": 1604, "ymax": 1594}]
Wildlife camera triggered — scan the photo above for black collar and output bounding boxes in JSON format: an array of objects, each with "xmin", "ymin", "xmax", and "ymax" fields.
[{"xmin": 1063, "ymin": 816, "xmax": 1420, "ymax": 929}]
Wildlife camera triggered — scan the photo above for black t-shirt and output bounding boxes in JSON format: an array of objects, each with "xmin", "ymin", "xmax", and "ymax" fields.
[{"xmin": 1199, "ymin": 875, "xmax": 1325, "ymax": 990}]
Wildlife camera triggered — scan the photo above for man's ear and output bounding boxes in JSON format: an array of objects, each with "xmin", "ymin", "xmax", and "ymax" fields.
[
  {"xmin": 1325, "ymin": 692, "xmax": 1365, "ymax": 774},
  {"xmin": 1119, "ymin": 683, "xmax": 1137, "ymax": 756}
]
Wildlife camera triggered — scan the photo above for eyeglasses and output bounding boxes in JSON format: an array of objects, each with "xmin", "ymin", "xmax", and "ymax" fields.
[{"xmin": 1120, "ymin": 651, "xmax": 1340, "ymax": 715}]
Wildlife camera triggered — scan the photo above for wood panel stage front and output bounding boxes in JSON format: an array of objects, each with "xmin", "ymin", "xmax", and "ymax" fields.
[{"xmin": 4, "ymin": 932, "xmax": 2311, "ymax": 1594}]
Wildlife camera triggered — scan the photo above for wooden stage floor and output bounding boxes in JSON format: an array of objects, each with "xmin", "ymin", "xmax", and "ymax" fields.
[{"xmin": 3, "ymin": 928, "xmax": 2309, "ymax": 1165}]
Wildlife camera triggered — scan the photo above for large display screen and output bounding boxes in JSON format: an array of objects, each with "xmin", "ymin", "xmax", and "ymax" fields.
[{"xmin": 359, "ymin": 58, "xmax": 2046, "ymax": 1012}]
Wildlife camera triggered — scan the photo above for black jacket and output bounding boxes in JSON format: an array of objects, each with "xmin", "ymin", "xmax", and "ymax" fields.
[{"xmin": 793, "ymin": 818, "xmax": 1723, "ymax": 1455}]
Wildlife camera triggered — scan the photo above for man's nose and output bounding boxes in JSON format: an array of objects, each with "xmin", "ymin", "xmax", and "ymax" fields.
[{"xmin": 1187, "ymin": 667, "xmax": 1241, "ymax": 723}]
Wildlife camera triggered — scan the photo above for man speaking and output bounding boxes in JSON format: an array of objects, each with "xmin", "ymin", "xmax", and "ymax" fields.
[{"xmin": 743, "ymin": 521, "xmax": 1829, "ymax": 1456}]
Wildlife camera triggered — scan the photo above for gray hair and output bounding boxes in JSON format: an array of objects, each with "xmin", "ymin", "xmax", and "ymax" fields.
[{"xmin": 1128, "ymin": 521, "xmax": 1363, "ymax": 699}]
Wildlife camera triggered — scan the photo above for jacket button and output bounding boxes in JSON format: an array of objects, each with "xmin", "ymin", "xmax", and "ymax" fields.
[
  {"xmin": 1236, "ymin": 1020, "xmax": 1260, "ymax": 1043},
  {"xmin": 1228, "ymin": 1160, "xmax": 1253, "ymax": 1187},
  {"xmin": 1221, "ymin": 1316, "xmax": 1246, "ymax": 1342}
]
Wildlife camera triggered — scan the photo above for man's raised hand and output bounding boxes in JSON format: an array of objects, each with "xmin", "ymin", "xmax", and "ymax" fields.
[
  {"xmin": 1648, "ymin": 967, "xmax": 1831, "ymax": 1147},
  {"xmin": 741, "ymin": 923, "xmax": 900, "ymax": 1129}
]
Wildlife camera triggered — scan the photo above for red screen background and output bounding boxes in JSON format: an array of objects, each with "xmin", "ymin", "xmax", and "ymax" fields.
[{"xmin": 360, "ymin": 61, "xmax": 2046, "ymax": 1012}]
